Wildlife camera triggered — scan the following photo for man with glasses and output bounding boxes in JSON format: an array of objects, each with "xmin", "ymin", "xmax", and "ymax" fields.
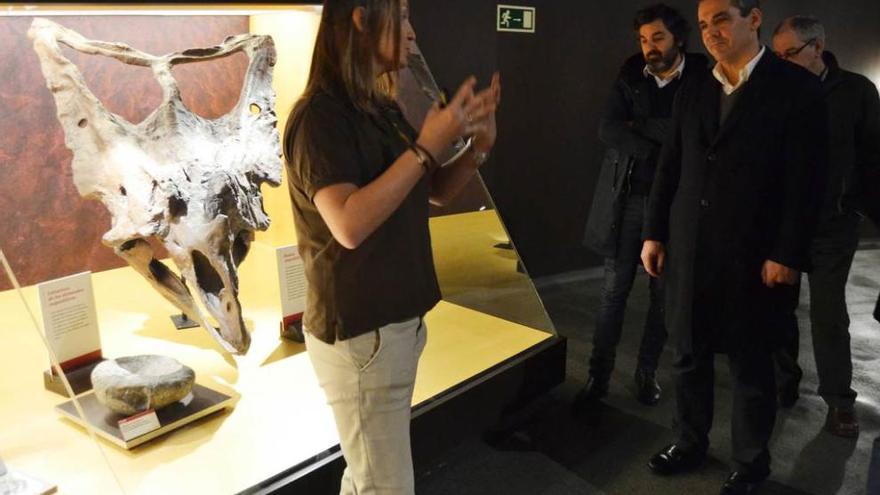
[
  {"xmin": 771, "ymin": 15, "xmax": 880, "ymax": 438},
  {"xmin": 777, "ymin": 36, "xmax": 818, "ymax": 61},
  {"xmin": 641, "ymin": 1, "xmax": 827, "ymax": 493}
]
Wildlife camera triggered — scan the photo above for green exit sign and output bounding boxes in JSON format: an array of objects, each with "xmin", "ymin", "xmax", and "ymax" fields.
[{"xmin": 497, "ymin": 4, "xmax": 536, "ymax": 33}]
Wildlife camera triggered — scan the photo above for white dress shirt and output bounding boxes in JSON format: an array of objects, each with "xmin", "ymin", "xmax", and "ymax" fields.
[
  {"xmin": 644, "ymin": 55, "xmax": 686, "ymax": 89},
  {"xmin": 712, "ymin": 46, "xmax": 766, "ymax": 95}
]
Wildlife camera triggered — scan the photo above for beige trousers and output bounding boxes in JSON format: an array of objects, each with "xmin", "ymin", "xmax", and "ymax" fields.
[{"xmin": 305, "ymin": 316, "xmax": 427, "ymax": 495}]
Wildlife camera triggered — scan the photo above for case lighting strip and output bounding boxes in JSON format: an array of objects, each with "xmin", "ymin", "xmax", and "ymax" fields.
[{"xmin": 2, "ymin": 5, "xmax": 322, "ymax": 16}]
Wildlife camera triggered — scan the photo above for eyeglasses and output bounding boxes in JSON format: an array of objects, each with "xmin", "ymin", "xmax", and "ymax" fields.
[{"xmin": 777, "ymin": 38, "xmax": 817, "ymax": 60}]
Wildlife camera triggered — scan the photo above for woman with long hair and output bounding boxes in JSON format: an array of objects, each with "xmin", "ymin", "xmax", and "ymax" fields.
[{"xmin": 283, "ymin": 0, "xmax": 501, "ymax": 493}]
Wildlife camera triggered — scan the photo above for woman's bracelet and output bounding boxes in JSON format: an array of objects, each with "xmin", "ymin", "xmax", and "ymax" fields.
[
  {"xmin": 411, "ymin": 142, "xmax": 439, "ymax": 172},
  {"xmin": 409, "ymin": 145, "xmax": 430, "ymax": 172}
]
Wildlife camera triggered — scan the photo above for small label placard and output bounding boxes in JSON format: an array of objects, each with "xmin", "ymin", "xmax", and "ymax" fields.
[
  {"xmin": 118, "ymin": 409, "xmax": 161, "ymax": 441},
  {"xmin": 276, "ymin": 245, "xmax": 307, "ymax": 318},
  {"xmin": 37, "ymin": 271, "xmax": 101, "ymax": 370}
]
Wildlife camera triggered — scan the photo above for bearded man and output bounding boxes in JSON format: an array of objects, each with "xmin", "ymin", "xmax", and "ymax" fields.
[{"xmin": 578, "ymin": 3, "xmax": 708, "ymax": 409}]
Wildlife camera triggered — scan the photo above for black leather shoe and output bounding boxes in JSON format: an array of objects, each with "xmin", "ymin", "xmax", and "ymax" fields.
[
  {"xmin": 720, "ymin": 470, "xmax": 768, "ymax": 494},
  {"xmin": 634, "ymin": 369, "xmax": 662, "ymax": 406},
  {"xmin": 648, "ymin": 444, "xmax": 706, "ymax": 475},
  {"xmin": 825, "ymin": 405, "xmax": 859, "ymax": 438},
  {"xmin": 572, "ymin": 376, "xmax": 608, "ymax": 414}
]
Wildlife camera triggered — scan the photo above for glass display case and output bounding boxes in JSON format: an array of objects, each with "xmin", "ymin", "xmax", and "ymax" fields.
[{"xmin": 0, "ymin": 4, "xmax": 561, "ymax": 493}]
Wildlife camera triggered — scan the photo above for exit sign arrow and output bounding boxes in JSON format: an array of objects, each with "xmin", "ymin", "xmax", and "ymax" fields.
[{"xmin": 497, "ymin": 4, "xmax": 536, "ymax": 33}]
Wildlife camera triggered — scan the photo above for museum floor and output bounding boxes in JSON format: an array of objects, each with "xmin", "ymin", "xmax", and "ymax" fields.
[{"xmin": 416, "ymin": 246, "xmax": 880, "ymax": 495}]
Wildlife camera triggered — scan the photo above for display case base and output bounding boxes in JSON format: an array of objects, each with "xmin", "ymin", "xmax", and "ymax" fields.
[
  {"xmin": 240, "ymin": 335, "xmax": 567, "ymax": 494},
  {"xmin": 56, "ymin": 383, "xmax": 236, "ymax": 450}
]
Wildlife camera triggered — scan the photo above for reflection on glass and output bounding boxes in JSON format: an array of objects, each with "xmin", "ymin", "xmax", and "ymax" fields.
[{"xmin": 398, "ymin": 44, "xmax": 555, "ymax": 334}]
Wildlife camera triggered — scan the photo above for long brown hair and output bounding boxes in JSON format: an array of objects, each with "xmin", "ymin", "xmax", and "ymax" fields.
[{"xmin": 283, "ymin": 0, "xmax": 402, "ymax": 164}]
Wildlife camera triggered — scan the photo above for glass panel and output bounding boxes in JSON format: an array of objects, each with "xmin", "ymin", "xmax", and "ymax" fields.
[
  {"xmin": 0, "ymin": 7, "xmax": 558, "ymax": 494},
  {"xmin": 398, "ymin": 43, "xmax": 556, "ymax": 334},
  {"xmin": 0, "ymin": 250, "xmax": 124, "ymax": 494}
]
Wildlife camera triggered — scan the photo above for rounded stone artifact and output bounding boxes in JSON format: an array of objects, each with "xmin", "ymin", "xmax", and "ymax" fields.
[{"xmin": 91, "ymin": 355, "xmax": 196, "ymax": 416}]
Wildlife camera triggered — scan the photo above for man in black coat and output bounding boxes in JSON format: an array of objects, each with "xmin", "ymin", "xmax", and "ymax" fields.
[
  {"xmin": 640, "ymin": 0, "xmax": 827, "ymax": 493},
  {"xmin": 770, "ymin": 16, "xmax": 880, "ymax": 437},
  {"xmin": 577, "ymin": 4, "xmax": 708, "ymax": 408}
]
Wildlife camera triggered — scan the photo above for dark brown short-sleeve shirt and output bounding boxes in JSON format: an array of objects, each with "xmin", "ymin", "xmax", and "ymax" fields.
[{"xmin": 286, "ymin": 90, "xmax": 441, "ymax": 344}]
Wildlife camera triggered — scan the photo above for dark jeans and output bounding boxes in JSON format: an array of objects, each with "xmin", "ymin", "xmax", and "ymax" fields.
[
  {"xmin": 775, "ymin": 211, "xmax": 861, "ymax": 407},
  {"xmin": 589, "ymin": 194, "xmax": 667, "ymax": 380}
]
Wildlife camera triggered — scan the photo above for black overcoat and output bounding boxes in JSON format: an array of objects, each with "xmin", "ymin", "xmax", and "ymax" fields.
[
  {"xmin": 818, "ymin": 51, "xmax": 880, "ymax": 223},
  {"xmin": 644, "ymin": 51, "xmax": 828, "ymax": 356}
]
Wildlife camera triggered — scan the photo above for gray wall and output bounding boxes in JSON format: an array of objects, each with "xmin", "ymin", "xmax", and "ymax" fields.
[{"xmin": 411, "ymin": 0, "xmax": 880, "ymax": 276}]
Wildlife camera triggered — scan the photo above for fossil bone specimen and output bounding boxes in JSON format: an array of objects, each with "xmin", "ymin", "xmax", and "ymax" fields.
[
  {"xmin": 92, "ymin": 355, "xmax": 196, "ymax": 415},
  {"xmin": 28, "ymin": 18, "xmax": 282, "ymax": 354}
]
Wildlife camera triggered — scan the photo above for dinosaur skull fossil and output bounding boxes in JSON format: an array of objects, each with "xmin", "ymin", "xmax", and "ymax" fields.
[{"xmin": 28, "ymin": 18, "xmax": 282, "ymax": 354}]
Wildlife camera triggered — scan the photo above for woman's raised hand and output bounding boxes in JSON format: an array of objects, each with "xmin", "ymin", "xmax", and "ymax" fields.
[
  {"xmin": 468, "ymin": 72, "xmax": 501, "ymax": 153},
  {"xmin": 417, "ymin": 74, "xmax": 500, "ymax": 157}
]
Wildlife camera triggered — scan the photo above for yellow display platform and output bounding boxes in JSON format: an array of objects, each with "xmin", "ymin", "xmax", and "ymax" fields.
[
  {"xmin": 430, "ymin": 210, "xmax": 556, "ymax": 331},
  {"xmin": 0, "ymin": 213, "xmax": 553, "ymax": 494}
]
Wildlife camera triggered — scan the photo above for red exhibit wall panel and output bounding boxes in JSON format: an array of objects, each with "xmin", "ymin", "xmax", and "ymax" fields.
[{"xmin": 0, "ymin": 15, "xmax": 250, "ymax": 290}]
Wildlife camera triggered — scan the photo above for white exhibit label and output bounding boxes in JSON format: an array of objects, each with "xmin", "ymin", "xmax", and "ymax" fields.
[
  {"xmin": 37, "ymin": 271, "xmax": 101, "ymax": 369},
  {"xmin": 118, "ymin": 409, "xmax": 161, "ymax": 441},
  {"xmin": 276, "ymin": 245, "xmax": 307, "ymax": 317}
]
